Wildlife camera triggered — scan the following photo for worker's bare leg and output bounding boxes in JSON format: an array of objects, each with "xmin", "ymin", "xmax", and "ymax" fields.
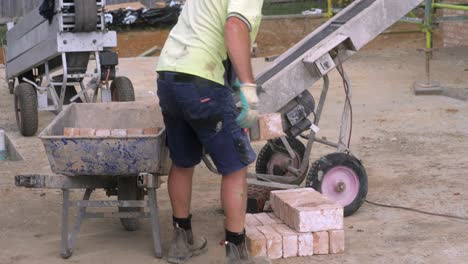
[
  {"xmin": 221, "ymin": 167, "xmax": 247, "ymax": 233},
  {"xmin": 167, "ymin": 164, "xmax": 207, "ymax": 263},
  {"xmin": 168, "ymin": 165, "xmax": 194, "ymax": 218}
]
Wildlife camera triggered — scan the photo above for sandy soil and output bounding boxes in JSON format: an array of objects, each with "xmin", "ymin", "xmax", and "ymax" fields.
[{"xmin": 1, "ymin": 19, "xmax": 468, "ymax": 264}]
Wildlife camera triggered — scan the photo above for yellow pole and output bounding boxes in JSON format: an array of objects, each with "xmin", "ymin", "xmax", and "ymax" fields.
[{"xmin": 327, "ymin": 0, "xmax": 333, "ymax": 18}]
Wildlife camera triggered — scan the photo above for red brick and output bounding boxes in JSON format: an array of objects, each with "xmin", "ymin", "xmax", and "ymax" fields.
[
  {"xmin": 254, "ymin": 213, "xmax": 279, "ymax": 226},
  {"xmin": 256, "ymin": 225, "xmax": 283, "ymax": 259},
  {"xmin": 271, "ymin": 188, "xmax": 343, "ymax": 232},
  {"xmin": 63, "ymin": 127, "xmax": 80, "ymax": 136},
  {"xmin": 313, "ymin": 231, "xmax": 329, "ymax": 255},
  {"xmin": 329, "ymin": 229, "xmax": 345, "ymax": 254},
  {"xmin": 298, "ymin": 232, "xmax": 314, "ymax": 257},
  {"xmin": 258, "ymin": 113, "xmax": 285, "ymax": 141},
  {"xmin": 143, "ymin": 127, "xmax": 162, "ymax": 135},
  {"xmin": 111, "ymin": 129, "xmax": 127, "ymax": 137},
  {"xmin": 95, "ymin": 129, "xmax": 111, "ymax": 137},
  {"xmin": 127, "ymin": 128, "xmax": 144, "ymax": 135},
  {"xmin": 245, "ymin": 214, "xmax": 262, "ymax": 227},
  {"xmin": 266, "ymin": 213, "xmax": 283, "ymax": 224},
  {"xmin": 272, "ymin": 224, "xmax": 298, "ymax": 258},
  {"xmin": 245, "ymin": 226, "xmax": 267, "ymax": 258},
  {"xmin": 79, "ymin": 128, "xmax": 96, "ymax": 136}
]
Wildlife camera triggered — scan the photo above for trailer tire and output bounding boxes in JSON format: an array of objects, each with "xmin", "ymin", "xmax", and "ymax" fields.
[
  {"xmin": 14, "ymin": 83, "xmax": 38, "ymax": 137},
  {"xmin": 111, "ymin": 77, "xmax": 135, "ymax": 102},
  {"xmin": 306, "ymin": 152, "xmax": 368, "ymax": 217},
  {"xmin": 118, "ymin": 177, "xmax": 144, "ymax": 231}
]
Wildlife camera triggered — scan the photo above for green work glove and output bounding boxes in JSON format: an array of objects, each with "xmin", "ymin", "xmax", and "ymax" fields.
[{"xmin": 236, "ymin": 83, "xmax": 259, "ymax": 128}]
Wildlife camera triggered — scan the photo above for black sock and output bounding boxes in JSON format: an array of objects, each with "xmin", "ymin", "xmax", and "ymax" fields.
[
  {"xmin": 225, "ymin": 229, "xmax": 245, "ymax": 246},
  {"xmin": 173, "ymin": 215, "xmax": 192, "ymax": 231}
]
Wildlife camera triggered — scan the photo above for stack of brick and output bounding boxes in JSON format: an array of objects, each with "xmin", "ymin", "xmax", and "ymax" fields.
[
  {"xmin": 441, "ymin": 0, "xmax": 468, "ymax": 47},
  {"xmin": 245, "ymin": 188, "xmax": 345, "ymax": 259}
]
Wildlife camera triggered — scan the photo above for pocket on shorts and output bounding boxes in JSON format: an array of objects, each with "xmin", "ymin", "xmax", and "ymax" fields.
[
  {"xmin": 182, "ymin": 97, "xmax": 223, "ymax": 141},
  {"xmin": 231, "ymin": 129, "xmax": 256, "ymax": 166}
]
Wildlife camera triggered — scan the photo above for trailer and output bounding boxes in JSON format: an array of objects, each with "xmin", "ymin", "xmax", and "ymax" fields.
[{"xmin": 4, "ymin": 0, "xmax": 135, "ymax": 137}]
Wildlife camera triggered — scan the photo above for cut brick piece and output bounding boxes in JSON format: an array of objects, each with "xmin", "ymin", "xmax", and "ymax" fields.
[
  {"xmin": 272, "ymin": 224, "xmax": 298, "ymax": 258},
  {"xmin": 313, "ymin": 231, "xmax": 329, "ymax": 255},
  {"xmin": 63, "ymin": 127, "xmax": 80, "ymax": 136},
  {"xmin": 111, "ymin": 129, "xmax": 127, "ymax": 137},
  {"xmin": 127, "ymin": 128, "xmax": 144, "ymax": 135},
  {"xmin": 143, "ymin": 127, "xmax": 162, "ymax": 135},
  {"xmin": 254, "ymin": 213, "xmax": 279, "ymax": 226},
  {"xmin": 329, "ymin": 229, "xmax": 345, "ymax": 254},
  {"xmin": 266, "ymin": 213, "xmax": 283, "ymax": 224},
  {"xmin": 256, "ymin": 225, "xmax": 283, "ymax": 259},
  {"xmin": 298, "ymin": 232, "xmax": 314, "ymax": 257},
  {"xmin": 270, "ymin": 188, "xmax": 343, "ymax": 232},
  {"xmin": 245, "ymin": 226, "xmax": 267, "ymax": 257},
  {"xmin": 79, "ymin": 128, "xmax": 96, "ymax": 136},
  {"xmin": 258, "ymin": 113, "xmax": 286, "ymax": 141},
  {"xmin": 246, "ymin": 214, "xmax": 262, "ymax": 227},
  {"xmin": 95, "ymin": 129, "xmax": 111, "ymax": 137}
]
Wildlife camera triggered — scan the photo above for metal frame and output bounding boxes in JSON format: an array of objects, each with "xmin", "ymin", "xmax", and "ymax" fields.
[
  {"xmin": 203, "ymin": 71, "xmax": 354, "ymax": 190},
  {"xmin": 15, "ymin": 173, "xmax": 163, "ymax": 259},
  {"xmin": 5, "ymin": 0, "xmax": 116, "ymax": 114}
]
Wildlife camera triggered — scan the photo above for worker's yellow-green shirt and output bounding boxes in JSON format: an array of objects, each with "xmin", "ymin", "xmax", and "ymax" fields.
[{"xmin": 156, "ymin": 0, "xmax": 264, "ymax": 85}]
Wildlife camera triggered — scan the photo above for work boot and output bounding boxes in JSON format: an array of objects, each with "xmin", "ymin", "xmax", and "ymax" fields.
[
  {"xmin": 225, "ymin": 241, "xmax": 271, "ymax": 264},
  {"xmin": 167, "ymin": 226, "xmax": 208, "ymax": 264}
]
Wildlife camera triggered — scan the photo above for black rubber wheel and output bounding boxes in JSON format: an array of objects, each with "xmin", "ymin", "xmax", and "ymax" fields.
[
  {"xmin": 111, "ymin": 77, "xmax": 135, "ymax": 102},
  {"xmin": 14, "ymin": 83, "xmax": 38, "ymax": 137},
  {"xmin": 249, "ymin": 137, "xmax": 306, "ymax": 212},
  {"xmin": 306, "ymin": 152, "xmax": 368, "ymax": 217},
  {"xmin": 118, "ymin": 177, "xmax": 144, "ymax": 231},
  {"xmin": 255, "ymin": 137, "xmax": 306, "ymax": 185},
  {"xmin": 74, "ymin": 0, "xmax": 97, "ymax": 32}
]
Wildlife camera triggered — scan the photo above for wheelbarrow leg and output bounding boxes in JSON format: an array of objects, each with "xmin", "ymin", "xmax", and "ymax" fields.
[
  {"xmin": 60, "ymin": 188, "xmax": 93, "ymax": 259},
  {"xmin": 69, "ymin": 189, "xmax": 93, "ymax": 251},
  {"xmin": 147, "ymin": 187, "xmax": 163, "ymax": 258},
  {"xmin": 60, "ymin": 189, "xmax": 72, "ymax": 259}
]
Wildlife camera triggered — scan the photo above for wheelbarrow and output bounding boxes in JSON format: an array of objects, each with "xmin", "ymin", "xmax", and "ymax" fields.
[{"xmin": 15, "ymin": 101, "xmax": 171, "ymax": 258}]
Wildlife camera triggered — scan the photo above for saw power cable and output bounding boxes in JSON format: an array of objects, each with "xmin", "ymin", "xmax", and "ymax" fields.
[{"xmin": 365, "ymin": 200, "xmax": 468, "ymax": 221}]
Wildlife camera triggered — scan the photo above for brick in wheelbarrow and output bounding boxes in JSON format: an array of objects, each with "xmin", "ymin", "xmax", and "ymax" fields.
[
  {"xmin": 270, "ymin": 188, "xmax": 343, "ymax": 233},
  {"xmin": 245, "ymin": 213, "xmax": 262, "ymax": 227},
  {"xmin": 254, "ymin": 212, "xmax": 280, "ymax": 226}
]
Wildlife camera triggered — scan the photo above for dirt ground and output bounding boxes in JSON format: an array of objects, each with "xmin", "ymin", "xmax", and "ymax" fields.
[{"xmin": 1, "ymin": 18, "xmax": 468, "ymax": 264}]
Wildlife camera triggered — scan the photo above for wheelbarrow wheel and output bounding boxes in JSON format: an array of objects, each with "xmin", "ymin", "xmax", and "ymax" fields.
[
  {"xmin": 306, "ymin": 152, "xmax": 368, "ymax": 217},
  {"xmin": 14, "ymin": 83, "xmax": 38, "ymax": 137},
  {"xmin": 118, "ymin": 177, "xmax": 144, "ymax": 231},
  {"xmin": 111, "ymin": 77, "xmax": 135, "ymax": 102},
  {"xmin": 255, "ymin": 137, "xmax": 306, "ymax": 185}
]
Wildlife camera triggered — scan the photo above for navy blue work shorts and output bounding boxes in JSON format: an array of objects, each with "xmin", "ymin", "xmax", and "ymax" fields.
[{"xmin": 156, "ymin": 71, "xmax": 256, "ymax": 175}]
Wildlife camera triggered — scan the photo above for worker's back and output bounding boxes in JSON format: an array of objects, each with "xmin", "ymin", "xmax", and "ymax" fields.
[{"xmin": 157, "ymin": 0, "xmax": 264, "ymax": 85}]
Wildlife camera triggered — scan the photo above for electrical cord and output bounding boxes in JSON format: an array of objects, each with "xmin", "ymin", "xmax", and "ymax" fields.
[
  {"xmin": 365, "ymin": 200, "xmax": 468, "ymax": 221},
  {"xmin": 335, "ymin": 62, "xmax": 353, "ymax": 149}
]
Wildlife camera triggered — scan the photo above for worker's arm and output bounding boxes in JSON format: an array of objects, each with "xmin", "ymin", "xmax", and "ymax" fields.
[{"xmin": 224, "ymin": 17, "xmax": 255, "ymax": 84}]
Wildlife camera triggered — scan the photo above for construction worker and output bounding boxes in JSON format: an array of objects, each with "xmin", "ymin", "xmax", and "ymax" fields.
[{"xmin": 156, "ymin": 0, "xmax": 269, "ymax": 263}]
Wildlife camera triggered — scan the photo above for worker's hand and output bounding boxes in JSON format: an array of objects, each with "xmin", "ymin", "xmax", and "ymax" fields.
[{"xmin": 236, "ymin": 83, "xmax": 259, "ymax": 128}]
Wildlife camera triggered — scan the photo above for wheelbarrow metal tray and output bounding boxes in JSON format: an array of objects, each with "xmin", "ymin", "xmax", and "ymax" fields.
[{"xmin": 39, "ymin": 101, "xmax": 165, "ymax": 176}]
